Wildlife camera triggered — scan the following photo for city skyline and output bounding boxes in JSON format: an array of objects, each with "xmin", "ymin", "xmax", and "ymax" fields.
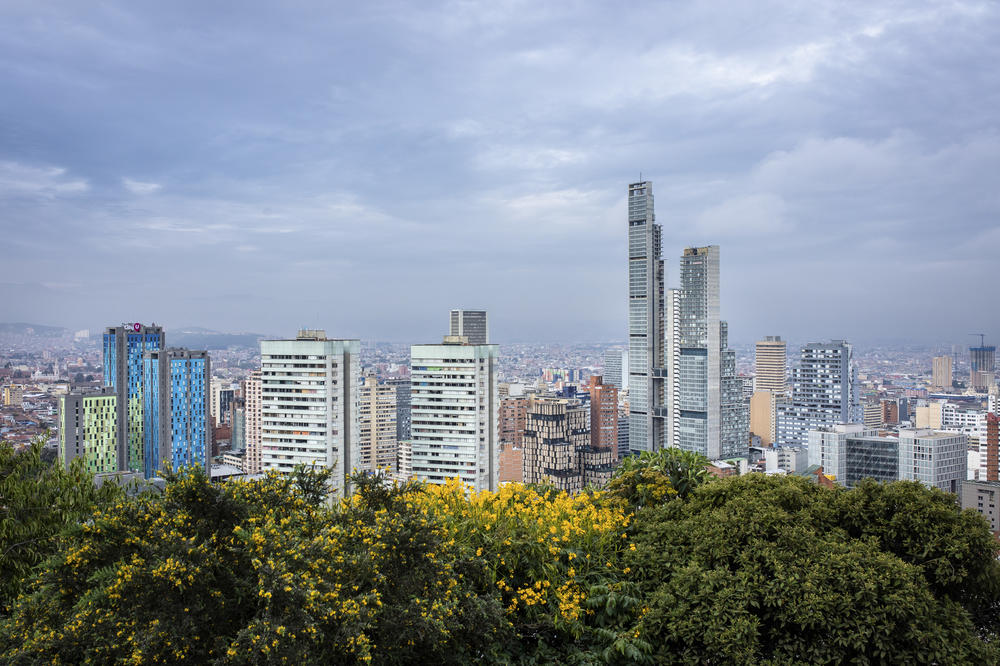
[{"xmin": 2, "ymin": 2, "xmax": 999, "ymax": 343}]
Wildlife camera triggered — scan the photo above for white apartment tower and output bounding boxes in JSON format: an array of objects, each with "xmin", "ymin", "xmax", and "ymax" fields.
[
  {"xmin": 410, "ymin": 336, "xmax": 499, "ymax": 492},
  {"xmin": 260, "ymin": 330, "xmax": 360, "ymax": 496},
  {"xmin": 627, "ymin": 181, "xmax": 666, "ymax": 453}
]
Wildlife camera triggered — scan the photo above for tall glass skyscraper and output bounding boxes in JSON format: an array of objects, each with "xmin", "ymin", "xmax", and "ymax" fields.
[
  {"xmin": 143, "ymin": 349, "xmax": 211, "ymax": 478},
  {"xmin": 103, "ymin": 324, "xmax": 164, "ymax": 472},
  {"xmin": 669, "ymin": 246, "xmax": 747, "ymax": 459},
  {"xmin": 626, "ymin": 181, "xmax": 666, "ymax": 453}
]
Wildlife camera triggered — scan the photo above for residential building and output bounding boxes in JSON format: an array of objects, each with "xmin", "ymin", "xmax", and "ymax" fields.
[
  {"xmin": 384, "ymin": 377, "xmax": 411, "ymax": 443},
  {"xmin": 2, "ymin": 385, "xmax": 24, "ymax": 407},
  {"xmin": 359, "ymin": 372, "xmax": 397, "ymax": 473},
  {"xmin": 755, "ymin": 336, "xmax": 787, "ymax": 393},
  {"xmin": 763, "ymin": 446, "xmax": 808, "ymax": 474},
  {"xmin": 103, "ymin": 323, "xmax": 164, "ymax": 472},
  {"xmin": 750, "ymin": 390, "xmax": 777, "ymax": 446},
  {"xmin": 626, "ymin": 180, "xmax": 666, "ymax": 453},
  {"xmin": 670, "ymin": 245, "xmax": 747, "ymax": 459},
  {"xmin": 776, "ymin": 341, "xmax": 860, "ymax": 448},
  {"xmin": 961, "ymin": 480, "xmax": 1000, "ymax": 534},
  {"xmin": 210, "ymin": 378, "xmax": 235, "ymax": 426},
  {"xmin": 242, "ymin": 371, "xmax": 262, "ymax": 474},
  {"xmin": 881, "ymin": 399, "xmax": 899, "ymax": 426},
  {"xmin": 260, "ymin": 330, "xmax": 360, "ymax": 497},
  {"xmin": 449, "ymin": 309, "xmax": 489, "ymax": 345},
  {"xmin": 932, "ymin": 356, "xmax": 952, "ymax": 390},
  {"xmin": 808, "ymin": 424, "xmax": 965, "ymax": 493},
  {"xmin": 499, "ymin": 396, "xmax": 528, "ymax": 447},
  {"xmin": 587, "ymin": 376, "xmax": 619, "ymax": 461},
  {"xmin": 410, "ymin": 336, "xmax": 498, "ymax": 491},
  {"xmin": 863, "ymin": 401, "xmax": 882, "ymax": 428},
  {"xmin": 231, "ymin": 399, "xmax": 246, "ymax": 452},
  {"xmin": 58, "ymin": 387, "xmax": 118, "ymax": 474},
  {"xmin": 142, "ymin": 348, "xmax": 211, "ymax": 477},
  {"xmin": 617, "ymin": 415, "xmax": 630, "ymax": 460},
  {"xmin": 523, "ymin": 397, "xmax": 612, "ymax": 492}
]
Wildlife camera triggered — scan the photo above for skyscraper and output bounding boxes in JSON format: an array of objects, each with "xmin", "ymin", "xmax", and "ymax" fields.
[
  {"xmin": 358, "ymin": 372, "xmax": 397, "ymax": 473},
  {"xmin": 587, "ymin": 376, "xmax": 619, "ymax": 461},
  {"xmin": 410, "ymin": 336, "xmax": 498, "ymax": 491},
  {"xmin": 242, "ymin": 370, "xmax": 262, "ymax": 474},
  {"xmin": 449, "ymin": 309, "xmax": 489, "ymax": 345},
  {"xmin": 142, "ymin": 348, "xmax": 211, "ymax": 478},
  {"xmin": 523, "ymin": 397, "xmax": 612, "ymax": 492},
  {"xmin": 260, "ymin": 330, "xmax": 360, "ymax": 497},
  {"xmin": 970, "ymin": 344, "xmax": 996, "ymax": 391},
  {"xmin": 58, "ymin": 387, "xmax": 118, "ymax": 474},
  {"xmin": 602, "ymin": 349, "xmax": 628, "ymax": 390},
  {"xmin": 670, "ymin": 246, "xmax": 747, "ymax": 459},
  {"xmin": 103, "ymin": 323, "xmax": 164, "ymax": 472},
  {"xmin": 776, "ymin": 341, "xmax": 860, "ymax": 448},
  {"xmin": 626, "ymin": 181, "xmax": 666, "ymax": 453},
  {"xmin": 932, "ymin": 355, "xmax": 953, "ymax": 390},
  {"xmin": 383, "ymin": 377, "xmax": 411, "ymax": 444},
  {"xmin": 755, "ymin": 336, "xmax": 787, "ymax": 393}
]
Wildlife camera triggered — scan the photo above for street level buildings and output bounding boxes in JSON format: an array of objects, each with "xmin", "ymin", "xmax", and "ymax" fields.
[
  {"xmin": 626, "ymin": 181, "xmax": 666, "ymax": 453},
  {"xmin": 260, "ymin": 330, "xmax": 360, "ymax": 497},
  {"xmin": 410, "ymin": 336, "xmax": 499, "ymax": 492}
]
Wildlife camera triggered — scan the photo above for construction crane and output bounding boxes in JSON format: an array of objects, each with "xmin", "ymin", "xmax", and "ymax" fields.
[{"xmin": 970, "ymin": 333, "xmax": 986, "ymax": 347}]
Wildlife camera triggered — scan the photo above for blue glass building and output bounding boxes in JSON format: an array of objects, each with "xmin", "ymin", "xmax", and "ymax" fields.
[
  {"xmin": 103, "ymin": 324, "xmax": 164, "ymax": 472},
  {"xmin": 143, "ymin": 348, "xmax": 211, "ymax": 478}
]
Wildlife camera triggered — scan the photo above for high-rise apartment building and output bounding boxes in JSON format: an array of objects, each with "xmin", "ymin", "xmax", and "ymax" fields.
[
  {"xmin": 260, "ymin": 330, "xmax": 360, "ymax": 496},
  {"xmin": 358, "ymin": 372, "xmax": 397, "ymax": 473},
  {"xmin": 602, "ymin": 349, "xmax": 628, "ymax": 391},
  {"xmin": 499, "ymin": 396, "xmax": 528, "ymax": 447},
  {"xmin": 750, "ymin": 390, "xmax": 777, "ymax": 446},
  {"xmin": 449, "ymin": 309, "xmax": 489, "ymax": 345},
  {"xmin": 142, "ymin": 348, "xmax": 211, "ymax": 478},
  {"xmin": 755, "ymin": 336, "xmax": 786, "ymax": 393},
  {"xmin": 626, "ymin": 181, "xmax": 666, "ymax": 453},
  {"xmin": 242, "ymin": 371, "xmax": 262, "ymax": 474},
  {"xmin": 669, "ymin": 246, "xmax": 747, "ymax": 459},
  {"xmin": 384, "ymin": 377, "xmax": 411, "ymax": 444},
  {"xmin": 523, "ymin": 397, "xmax": 613, "ymax": 492},
  {"xmin": 932, "ymin": 356, "xmax": 953, "ymax": 390},
  {"xmin": 970, "ymin": 344, "xmax": 996, "ymax": 391},
  {"xmin": 58, "ymin": 387, "xmax": 118, "ymax": 474},
  {"xmin": 103, "ymin": 323, "xmax": 164, "ymax": 472},
  {"xmin": 587, "ymin": 376, "xmax": 619, "ymax": 461},
  {"xmin": 210, "ymin": 378, "xmax": 235, "ymax": 426},
  {"xmin": 776, "ymin": 341, "xmax": 860, "ymax": 448},
  {"xmin": 808, "ymin": 424, "xmax": 965, "ymax": 493},
  {"xmin": 410, "ymin": 336, "xmax": 499, "ymax": 491}
]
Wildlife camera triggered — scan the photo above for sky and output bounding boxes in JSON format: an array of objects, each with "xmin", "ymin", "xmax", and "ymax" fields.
[{"xmin": 1, "ymin": 1, "xmax": 998, "ymax": 345}]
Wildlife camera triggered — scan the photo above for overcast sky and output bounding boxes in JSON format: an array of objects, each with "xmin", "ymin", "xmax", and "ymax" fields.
[{"xmin": 1, "ymin": 1, "xmax": 998, "ymax": 344}]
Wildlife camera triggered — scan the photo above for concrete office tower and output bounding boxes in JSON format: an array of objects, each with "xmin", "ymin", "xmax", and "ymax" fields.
[
  {"xmin": 602, "ymin": 349, "xmax": 628, "ymax": 390},
  {"xmin": 862, "ymin": 401, "xmax": 882, "ymax": 429},
  {"xmin": 449, "ymin": 309, "xmax": 489, "ymax": 345},
  {"xmin": 626, "ymin": 181, "xmax": 666, "ymax": 453},
  {"xmin": 410, "ymin": 336, "xmax": 499, "ymax": 491},
  {"xmin": 103, "ymin": 323, "xmax": 165, "ymax": 472},
  {"xmin": 932, "ymin": 356, "xmax": 953, "ymax": 390},
  {"xmin": 523, "ymin": 398, "xmax": 613, "ymax": 492},
  {"xmin": 970, "ymin": 344, "xmax": 996, "ymax": 391},
  {"xmin": 384, "ymin": 377, "xmax": 411, "ymax": 443},
  {"xmin": 755, "ymin": 336, "xmax": 786, "ymax": 393},
  {"xmin": 750, "ymin": 390, "xmax": 777, "ymax": 446},
  {"xmin": 242, "ymin": 371, "xmax": 262, "ymax": 474},
  {"xmin": 142, "ymin": 349, "xmax": 211, "ymax": 478},
  {"xmin": 359, "ymin": 372, "xmax": 397, "ymax": 473},
  {"xmin": 776, "ymin": 341, "xmax": 860, "ymax": 448},
  {"xmin": 59, "ymin": 388, "xmax": 118, "ymax": 474},
  {"xmin": 588, "ymin": 376, "xmax": 619, "ymax": 461},
  {"xmin": 672, "ymin": 246, "xmax": 747, "ymax": 459},
  {"xmin": 260, "ymin": 331, "xmax": 360, "ymax": 497},
  {"xmin": 808, "ymin": 424, "xmax": 965, "ymax": 493}
]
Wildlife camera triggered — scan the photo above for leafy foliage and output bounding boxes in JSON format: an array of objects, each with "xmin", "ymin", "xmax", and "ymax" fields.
[
  {"xmin": 0, "ymin": 438, "xmax": 120, "ymax": 614},
  {"xmin": 610, "ymin": 448, "xmax": 711, "ymax": 503}
]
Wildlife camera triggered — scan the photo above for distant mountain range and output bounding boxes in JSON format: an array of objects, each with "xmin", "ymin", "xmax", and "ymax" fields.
[{"xmin": 0, "ymin": 322, "xmax": 69, "ymax": 337}]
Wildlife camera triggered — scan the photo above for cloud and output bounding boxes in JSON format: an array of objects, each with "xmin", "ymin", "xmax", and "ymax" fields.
[
  {"xmin": 122, "ymin": 178, "xmax": 162, "ymax": 195},
  {"xmin": 0, "ymin": 161, "xmax": 88, "ymax": 198},
  {"xmin": 695, "ymin": 194, "xmax": 790, "ymax": 236}
]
